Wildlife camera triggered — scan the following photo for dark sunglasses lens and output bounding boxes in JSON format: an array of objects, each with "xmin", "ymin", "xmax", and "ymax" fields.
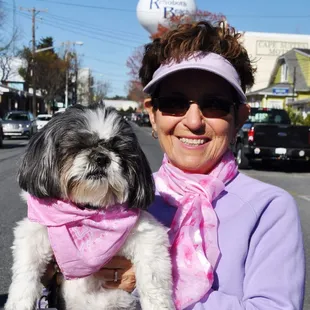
[
  {"xmin": 200, "ymin": 98, "xmax": 233, "ymax": 117},
  {"xmin": 156, "ymin": 97, "xmax": 189, "ymax": 115}
]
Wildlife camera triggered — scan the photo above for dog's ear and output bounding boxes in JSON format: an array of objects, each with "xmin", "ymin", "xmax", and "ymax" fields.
[
  {"xmin": 126, "ymin": 145, "xmax": 155, "ymax": 210},
  {"xmin": 18, "ymin": 125, "xmax": 61, "ymax": 198}
]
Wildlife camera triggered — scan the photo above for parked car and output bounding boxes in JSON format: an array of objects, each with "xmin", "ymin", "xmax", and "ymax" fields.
[
  {"xmin": 233, "ymin": 108, "xmax": 310, "ymax": 168},
  {"xmin": 2, "ymin": 111, "xmax": 37, "ymax": 139},
  {"xmin": 136, "ymin": 113, "xmax": 151, "ymax": 127},
  {"xmin": 36, "ymin": 114, "xmax": 52, "ymax": 130}
]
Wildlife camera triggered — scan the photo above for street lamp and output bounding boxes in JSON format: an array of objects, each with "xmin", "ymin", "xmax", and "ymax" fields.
[{"xmin": 34, "ymin": 46, "xmax": 55, "ymax": 53}]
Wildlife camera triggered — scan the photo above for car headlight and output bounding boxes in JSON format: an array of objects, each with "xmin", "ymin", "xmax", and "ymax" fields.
[{"xmin": 26, "ymin": 124, "xmax": 30, "ymax": 128}]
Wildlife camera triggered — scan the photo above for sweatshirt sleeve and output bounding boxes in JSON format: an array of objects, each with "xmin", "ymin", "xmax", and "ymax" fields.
[{"xmin": 188, "ymin": 192, "xmax": 305, "ymax": 310}]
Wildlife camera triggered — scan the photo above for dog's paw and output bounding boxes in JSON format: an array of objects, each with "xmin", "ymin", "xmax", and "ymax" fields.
[
  {"xmin": 4, "ymin": 298, "xmax": 35, "ymax": 310},
  {"xmin": 105, "ymin": 289, "xmax": 139, "ymax": 310}
]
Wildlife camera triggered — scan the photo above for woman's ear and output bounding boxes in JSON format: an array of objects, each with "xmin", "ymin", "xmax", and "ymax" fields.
[
  {"xmin": 235, "ymin": 104, "xmax": 250, "ymax": 133},
  {"xmin": 144, "ymin": 98, "xmax": 157, "ymax": 131}
]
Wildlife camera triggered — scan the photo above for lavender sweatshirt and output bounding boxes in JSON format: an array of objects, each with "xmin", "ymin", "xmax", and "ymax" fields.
[{"xmin": 148, "ymin": 172, "xmax": 305, "ymax": 310}]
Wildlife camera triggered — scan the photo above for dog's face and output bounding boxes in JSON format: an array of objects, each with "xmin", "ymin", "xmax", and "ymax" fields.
[{"xmin": 18, "ymin": 104, "xmax": 155, "ymax": 209}]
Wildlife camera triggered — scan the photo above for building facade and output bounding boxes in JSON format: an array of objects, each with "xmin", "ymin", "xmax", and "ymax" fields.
[
  {"xmin": 241, "ymin": 32, "xmax": 310, "ymax": 92},
  {"xmin": 77, "ymin": 68, "xmax": 92, "ymax": 106},
  {"xmin": 246, "ymin": 48, "xmax": 310, "ymax": 115}
]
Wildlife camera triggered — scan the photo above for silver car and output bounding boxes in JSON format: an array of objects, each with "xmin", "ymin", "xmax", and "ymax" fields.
[
  {"xmin": 36, "ymin": 114, "xmax": 52, "ymax": 130},
  {"xmin": 2, "ymin": 111, "xmax": 37, "ymax": 139}
]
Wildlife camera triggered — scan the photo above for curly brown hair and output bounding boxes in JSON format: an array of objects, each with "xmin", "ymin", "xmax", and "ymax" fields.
[{"xmin": 139, "ymin": 21, "xmax": 256, "ymax": 93}]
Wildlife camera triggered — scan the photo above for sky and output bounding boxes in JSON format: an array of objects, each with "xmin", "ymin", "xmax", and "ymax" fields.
[{"xmin": 1, "ymin": 0, "xmax": 310, "ymax": 97}]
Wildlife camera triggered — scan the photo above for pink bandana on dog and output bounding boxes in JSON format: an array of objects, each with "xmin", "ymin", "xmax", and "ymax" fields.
[
  {"xmin": 154, "ymin": 151, "xmax": 238, "ymax": 309},
  {"xmin": 27, "ymin": 196, "xmax": 139, "ymax": 279}
]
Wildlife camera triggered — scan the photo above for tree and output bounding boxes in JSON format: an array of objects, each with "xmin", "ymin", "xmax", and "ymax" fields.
[
  {"xmin": 18, "ymin": 37, "xmax": 68, "ymax": 110},
  {"xmin": 126, "ymin": 10, "xmax": 226, "ymax": 103},
  {"xmin": 126, "ymin": 80, "xmax": 146, "ymax": 104},
  {"xmin": 93, "ymin": 80, "xmax": 111, "ymax": 103},
  {"xmin": 286, "ymin": 106, "xmax": 304, "ymax": 125},
  {"xmin": 0, "ymin": 1, "xmax": 20, "ymax": 82},
  {"xmin": 0, "ymin": 54, "xmax": 13, "ymax": 82}
]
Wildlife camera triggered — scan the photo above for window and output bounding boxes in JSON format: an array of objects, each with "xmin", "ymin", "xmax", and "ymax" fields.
[
  {"xmin": 5, "ymin": 113, "xmax": 29, "ymax": 121},
  {"xmin": 248, "ymin": 110, "xmax": 290, "ymax": 124},
  {"xmin": 281, "ymin": 63, "xmax": 289, "ymax": 82}
]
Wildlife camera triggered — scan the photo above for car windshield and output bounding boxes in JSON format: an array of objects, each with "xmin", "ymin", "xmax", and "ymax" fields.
[
  {"xmin": 37, "ymin": 116, "xmax": 52, "ymax": 121},
  {"xmin": 248, "ymin": 110, "xmax": 291, "ymax": 124},
  {"xmin": 4, "ymin": 113, "xmax": 29, "ymax": 121}
]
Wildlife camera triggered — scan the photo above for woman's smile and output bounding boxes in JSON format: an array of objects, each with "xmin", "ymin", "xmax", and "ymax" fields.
[{"xmin": 178, "ymin": 136, "xmax": 211, "ymax": 149}]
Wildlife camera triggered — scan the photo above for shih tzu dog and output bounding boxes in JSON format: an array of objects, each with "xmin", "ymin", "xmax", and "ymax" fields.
[{"xmin": 5, "ymin": 104, "xmax": 174, "ymax": 310}]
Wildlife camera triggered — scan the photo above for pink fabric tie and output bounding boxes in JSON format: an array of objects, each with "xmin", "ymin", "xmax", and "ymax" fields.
[
  {"xmin": 154, "ymin": 151, "xmax": 238, "ymax": 309},
  {"xmin": 27, "ymin": 195, "xmax": 139, "ymax": 279}
]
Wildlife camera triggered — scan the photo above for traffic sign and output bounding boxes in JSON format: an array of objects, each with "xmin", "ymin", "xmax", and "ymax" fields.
[{"xmin": 272, "ymin": 87, "xmax": 289, "ymax": 95}]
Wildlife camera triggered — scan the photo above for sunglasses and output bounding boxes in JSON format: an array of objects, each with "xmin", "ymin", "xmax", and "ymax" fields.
[{"xmin": 152, "ymin": 96, "xmax": 235, "ymax": 118}]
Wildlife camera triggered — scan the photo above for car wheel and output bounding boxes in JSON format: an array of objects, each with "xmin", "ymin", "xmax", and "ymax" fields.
[
  {"xmin": 236, "ymin": 143, "xmax": 250, "ymax": 169},
  {"xmin": 0, "ymin": 134, "xmax": 3, "ymax": 147}
]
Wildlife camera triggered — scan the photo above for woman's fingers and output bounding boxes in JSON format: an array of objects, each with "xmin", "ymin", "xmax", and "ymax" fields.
[
  {"xmin": 103, "ymin": 266, "xmax": 136, "ymax": 293},
  {"xmin": 94, "ymin": 256, "xmax": 133, "ymax": 281},
  {"xmin": 103, "ymin": 256, "xmax": 132, "ymax": 269},
  {"xmin": 94, "ymin": 268, "xmax": 125, "ymax": 282}
]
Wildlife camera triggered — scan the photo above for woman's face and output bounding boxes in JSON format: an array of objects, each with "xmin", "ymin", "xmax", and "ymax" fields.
[{"xmin": 146, "ymin": 69, "xmax": 248, "ymax": 174}]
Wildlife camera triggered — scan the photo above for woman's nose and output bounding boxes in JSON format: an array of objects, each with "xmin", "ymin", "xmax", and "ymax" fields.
[{"xmin": 183, "ymin": 103, "xmax": 204, "ymax": 131}]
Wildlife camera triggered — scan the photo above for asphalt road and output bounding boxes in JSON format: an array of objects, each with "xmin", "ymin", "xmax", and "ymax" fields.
[{"xmin": 0, "ymin": 125, "xmax": 309, "ymax": 309}]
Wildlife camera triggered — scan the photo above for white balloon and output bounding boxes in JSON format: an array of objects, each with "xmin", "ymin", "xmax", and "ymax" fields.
[{"xmin": 137, "ymin": 0, "xmax": 197, "ymax": 35}]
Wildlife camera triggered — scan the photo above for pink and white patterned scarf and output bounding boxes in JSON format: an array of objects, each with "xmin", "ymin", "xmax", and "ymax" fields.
[
  {"xmin": 154, "ymin": 150, "xmax": 238, "ymax": 310},
  {"xmin": 27, "ymin": 195, "xmax": 139, "ymax": 279}
]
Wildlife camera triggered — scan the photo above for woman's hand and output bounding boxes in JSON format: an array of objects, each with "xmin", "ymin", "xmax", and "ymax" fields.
[
  {"xmin": 41, "ymin": 256, "xmax": 136, "ymax": 293},
  {"xmin": 94, "ymin": 256, "xmax": 136, "ymax": 293}
]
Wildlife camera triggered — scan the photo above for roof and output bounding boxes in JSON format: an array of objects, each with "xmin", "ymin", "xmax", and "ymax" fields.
[
  {"xmin": 295, "ymin": 48, "xmax": 310, "ymax": 56},
  {"xmin": 247, "ymin": 82, "xmax": 294, "ymax": 96},
  {"xmin": 268, "ymin": 48, "xmax": 310, "ymax": 91}
]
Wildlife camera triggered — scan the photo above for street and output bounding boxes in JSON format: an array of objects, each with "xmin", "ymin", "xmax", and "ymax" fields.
[{"xmin": 0, "ymin": 126, "xmax": 309, "ymax": 309}]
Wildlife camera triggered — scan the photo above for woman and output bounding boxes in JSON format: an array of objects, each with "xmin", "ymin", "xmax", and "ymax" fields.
[{"xmin": 43, "ymin": 21, "xmax": 305, "ymax": 309}]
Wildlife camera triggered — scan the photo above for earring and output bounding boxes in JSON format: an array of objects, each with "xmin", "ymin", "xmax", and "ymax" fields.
[{"xmin": 152, "ymin": 129, "xmax": 158, "ymax": 139}]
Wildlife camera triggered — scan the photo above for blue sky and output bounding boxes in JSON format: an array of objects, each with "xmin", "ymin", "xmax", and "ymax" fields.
[{"xmin": 2, "ymin": 0, "xmax": 310, "ymax": 97}]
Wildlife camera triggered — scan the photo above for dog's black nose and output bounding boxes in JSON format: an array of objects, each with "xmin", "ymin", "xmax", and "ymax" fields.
[{"xmin": 95, "ymin": 154, "xmax": 111, "ymax": 167}]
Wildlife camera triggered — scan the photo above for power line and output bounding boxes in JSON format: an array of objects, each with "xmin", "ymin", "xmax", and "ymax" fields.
[
  {"xmin": 36, "ymin": 0, "xmax": 310, "ymax": 19},
  {"xmin": 17, "ymin": 11, "xmax": 138, "ymax": 49},
  {"xmin": 45, "ymin": 12, "xmax": 144, "ymax": 40},
  {"xmin": 4, "ymin": 2, "xmax": 145, "ymax": 46},
  {"xmin": 37, "ymin": 0, "xmax": 136, "ymax": 13},
  {"xmin": 40, "ymin": 14, "xmax": 144, "ymax": 45},
  {"xmin": 3, "ymin": 2, "xmax": 144, "ymax": 46}
]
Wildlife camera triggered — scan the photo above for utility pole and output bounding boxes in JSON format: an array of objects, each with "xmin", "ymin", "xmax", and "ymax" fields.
[
  {"xmin": 20, "ymin": 7, "xmax": 47, "ymax": 116},
  {"xmin": 63, "ymin": 41, "xmax": 71, "ymax": 109}
]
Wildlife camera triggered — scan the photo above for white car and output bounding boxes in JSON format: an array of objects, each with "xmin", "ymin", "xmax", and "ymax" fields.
[{"xmin": 36, "ymin": 114, "xmax": 52, "ymax": 130}]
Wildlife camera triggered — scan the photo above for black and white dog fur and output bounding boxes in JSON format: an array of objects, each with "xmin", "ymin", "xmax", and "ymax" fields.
[{"xmin": 5, "ymin": 104, "xmax": 174, "ymax": 310}]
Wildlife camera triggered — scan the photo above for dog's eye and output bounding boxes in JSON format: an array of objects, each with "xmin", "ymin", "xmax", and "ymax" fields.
[{"xmin": 100, "ymin": 137, "xmax": 121, "ymax": 149}]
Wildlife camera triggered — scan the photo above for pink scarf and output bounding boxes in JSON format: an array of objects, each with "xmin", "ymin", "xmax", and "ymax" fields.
[
  {"xmin": 27, "ymin": 195, "xmax": 139, "ymax": 279},
  {"xmin": 154, "ymin": 151, "xmax": 238, "ymax": 309}
]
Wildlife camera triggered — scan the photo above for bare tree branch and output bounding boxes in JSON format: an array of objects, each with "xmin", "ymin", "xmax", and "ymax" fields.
[
  {"xmin": 0, "ymin": 54, "xmax": 13, "ymax": 82},
  {"xmin": 93, "ymin": 80, "xmax": 111, "ymax": 103}
]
